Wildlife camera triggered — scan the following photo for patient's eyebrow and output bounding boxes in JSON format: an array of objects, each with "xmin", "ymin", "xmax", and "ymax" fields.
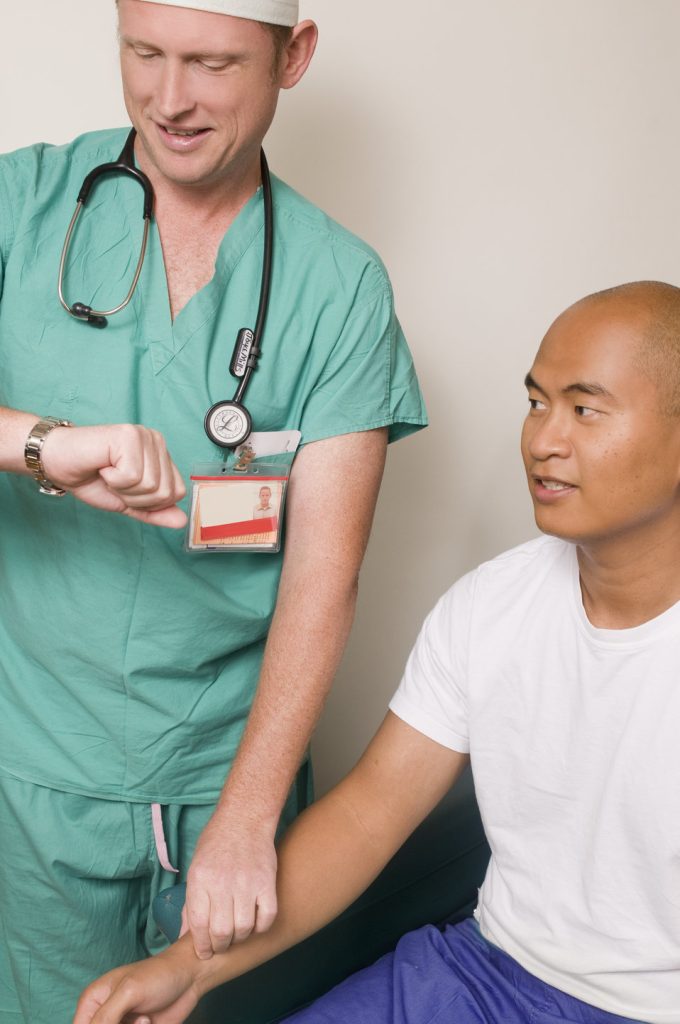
[
  {"xmin": 562, "ymin": 381, "xmax": 613, "ymax": 399},
  {"xmin": 524, "ymin": 372, "xmax": 545, "ymax": 394},
  {"xmin": 524, "ymin": 373, "xmax": 614, "ymax": 400}
]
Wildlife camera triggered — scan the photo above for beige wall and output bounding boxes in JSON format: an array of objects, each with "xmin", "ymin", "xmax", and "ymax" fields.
[{"xmin": 3, "ymin": 1, "xmax": 680, "ymax": 792}]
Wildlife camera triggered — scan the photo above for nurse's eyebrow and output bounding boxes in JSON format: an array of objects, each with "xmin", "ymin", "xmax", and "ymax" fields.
[
  {"xmin": 121, "ymin": 35, "xmax": 160, "ymax": 48},
  {"xmin": 122, "ymin": 36, "xmax": 241, "ymax": 60},
  {"xmin": 184, "ymin": 48, "xmax": 243, "ymax": 61}
]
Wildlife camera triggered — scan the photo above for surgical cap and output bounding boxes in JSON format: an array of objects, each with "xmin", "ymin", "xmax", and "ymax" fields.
[{"xmin": 138, "ymin": 0, "xmax": 299, "ymax": 27}]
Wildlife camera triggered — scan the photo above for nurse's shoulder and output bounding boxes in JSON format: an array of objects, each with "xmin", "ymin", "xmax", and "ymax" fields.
[
  {"xmin": 271, "ymin": 175, "xmax": 394, "ymax": 302},
  {"xmin": 0, "ymin": 129, "xmax": 130, "ymax": 256}
]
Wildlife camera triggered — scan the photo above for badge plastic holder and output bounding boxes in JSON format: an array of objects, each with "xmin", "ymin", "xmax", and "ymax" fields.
[{"xmin": 186, "ymin": 451, "xmax": 294, "ymax": 554}]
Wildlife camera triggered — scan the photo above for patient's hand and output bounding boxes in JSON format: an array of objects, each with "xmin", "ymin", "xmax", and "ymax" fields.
[{"xmin": 72, "ymin": 943, "xmax": 200, "ymax": 1024}]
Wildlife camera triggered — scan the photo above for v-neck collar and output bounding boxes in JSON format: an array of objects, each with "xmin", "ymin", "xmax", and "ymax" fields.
[{"xmin": 137, "ymin": 184, "xmax": 266, "ymax": 375}]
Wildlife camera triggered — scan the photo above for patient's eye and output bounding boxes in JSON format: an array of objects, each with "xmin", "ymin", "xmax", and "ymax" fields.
[{"xmin": 528, "ymin": 397, "xmax": 545, "ymax": 411}]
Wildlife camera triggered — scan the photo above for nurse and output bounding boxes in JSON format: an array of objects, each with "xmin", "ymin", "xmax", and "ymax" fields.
[{"xmin": 0, "ymin": 1, "xmax": 426, "ymax": 1020}]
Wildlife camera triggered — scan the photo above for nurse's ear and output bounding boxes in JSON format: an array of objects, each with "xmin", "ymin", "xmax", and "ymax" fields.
[{"xmin": 279, "ymin": 20, "xmax": 318, "ymax": 90}]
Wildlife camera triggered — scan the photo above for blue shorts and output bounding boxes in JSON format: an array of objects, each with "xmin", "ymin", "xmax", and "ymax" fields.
[{"xmin": 285, "ymin": 919, "xmax": 646, "ymax": 1024}]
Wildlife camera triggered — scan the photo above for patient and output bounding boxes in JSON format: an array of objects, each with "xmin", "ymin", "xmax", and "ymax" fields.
[{"xmin": 74, "ymin": 281, "xmax": 680, "ymax": 1024}]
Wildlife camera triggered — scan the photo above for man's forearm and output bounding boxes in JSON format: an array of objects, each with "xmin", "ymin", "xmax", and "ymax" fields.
[
  {"xmin": 74, "ymin": 759, "xmax": 425, "ymax": 1022},
  {"xmin": 183, "ymin": 561, "xmax": 361, "ymax": 956},
  {"xmin": 190, "ymin": 718, "xmax": 469, "ymax": 994},
  {"xmin": 215, "ymin": 430, "xmax": 389, "ymax": 827},
  {"xmin": 0, "ymin": 405, "xmax": 43, "ymax": 473},
  {"xmin": 216, "ymin": 559, "xmax": 359, "ymax": 829},
  {"xmin": 73, "ymin": 718, "xmax": 468, "ymax": 1022},
  {"xmin": 184, "ymin": 783, "xmax": 390, "ymax": 992}
]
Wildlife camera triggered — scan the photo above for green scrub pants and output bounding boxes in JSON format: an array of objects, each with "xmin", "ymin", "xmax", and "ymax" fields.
[{"xmin": 0, "ymin": 768, "xmax": 309, "ymax": 1024}]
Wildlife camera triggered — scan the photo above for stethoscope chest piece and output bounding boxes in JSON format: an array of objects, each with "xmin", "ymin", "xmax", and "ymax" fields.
[{"xmin": 204, "ymin": 400, "xmax": 253, "ymax": 449}]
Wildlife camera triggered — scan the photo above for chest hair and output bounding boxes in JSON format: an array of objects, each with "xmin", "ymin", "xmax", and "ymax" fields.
[{"xmin": 158, "ymin": 220, "xmax": 226, "ymax": 320}]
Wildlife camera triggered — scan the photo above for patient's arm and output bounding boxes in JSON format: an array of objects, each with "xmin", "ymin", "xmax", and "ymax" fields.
[{"xmin": 73, "ymin": 712, "xmax": 469, "ymax": 1024}]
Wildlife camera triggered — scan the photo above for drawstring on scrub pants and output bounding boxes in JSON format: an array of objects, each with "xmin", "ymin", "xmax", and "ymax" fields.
[{"xmin": 151, "ymin": 803, "xmax": 179, "ymax": 874}]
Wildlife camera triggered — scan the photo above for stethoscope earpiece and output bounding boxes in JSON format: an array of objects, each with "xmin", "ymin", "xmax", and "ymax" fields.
[{"xmin": 70, "ymin": 302, "xmax": 108, "ymax": 329}]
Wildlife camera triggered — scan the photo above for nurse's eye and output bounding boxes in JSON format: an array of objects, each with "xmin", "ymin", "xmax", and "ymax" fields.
[{"xmin": 198, "ymin": 58, "xmax": 234, "ymax": 71}]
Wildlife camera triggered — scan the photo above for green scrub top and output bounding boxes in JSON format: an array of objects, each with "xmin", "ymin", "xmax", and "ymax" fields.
[{"xmin": 0, "ymin": 129, "xmax": 427, "ymax": 804}]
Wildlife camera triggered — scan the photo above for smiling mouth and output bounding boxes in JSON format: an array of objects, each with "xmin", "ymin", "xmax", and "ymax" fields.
[
  {"xmin": 539, "ymin": 479, "xmax": 572, "ymax": 491},
  {"xmin": 533, "ymin": 476, "xmax": 578, "ymax": 495},
  {"xmin": 157, "ymin": 124, "xmax": 211, "ymax": 138}
]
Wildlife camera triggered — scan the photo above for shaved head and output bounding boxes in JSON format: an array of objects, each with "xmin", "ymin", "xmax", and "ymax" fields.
[
  {"xmin": 523, "ymin": 279, "xmax": 680, "ymax": 551},
  {"xmin": 568, "ymin": 281, "xmax": 680, "ymax": 416}
]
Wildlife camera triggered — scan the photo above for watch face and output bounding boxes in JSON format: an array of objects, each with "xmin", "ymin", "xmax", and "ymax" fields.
[{"xmin": 204, "ymin": 401, "xmax": 252, "ymax": 448}]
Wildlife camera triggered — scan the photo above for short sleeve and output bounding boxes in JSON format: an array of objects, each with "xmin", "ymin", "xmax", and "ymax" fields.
[
  {"xmin": 389, "ymin": 568, "xmax": 479, "ymax": 753},
  {"xmin": 298, "ymin": 264, "xmax": 427, "ymax": 446}
]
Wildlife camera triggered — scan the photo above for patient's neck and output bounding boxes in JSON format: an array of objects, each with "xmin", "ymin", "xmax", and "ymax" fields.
[{"xmin": 576, "ymin": 519, "xmax": 680, "ymax": 629}]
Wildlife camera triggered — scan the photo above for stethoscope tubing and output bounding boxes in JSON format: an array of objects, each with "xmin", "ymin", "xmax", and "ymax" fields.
[
  {"xmin": 234, "ymin": 148, "xmax": 273, "ymax": 406},
  {"xmin": 58, "ymin": 129, "xmax": 155, "ymax": 326},
  {"xmin": 57, "ymin": 128, "xmax": 274, "ymax": 448},
  {"xmin": 57, "ymin": 204, "xmax": 151, "ymax": 321}
]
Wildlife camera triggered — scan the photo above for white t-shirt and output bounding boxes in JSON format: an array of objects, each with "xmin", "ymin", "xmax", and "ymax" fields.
[{"xmin": 390, "ymin": 535, "xmax": 680, "ymax": 1023}]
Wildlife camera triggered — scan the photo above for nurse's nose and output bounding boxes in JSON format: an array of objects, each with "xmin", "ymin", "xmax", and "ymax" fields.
[{"xmin": 155, "ymin": 60, "xmax": 196, "ymax": 122}]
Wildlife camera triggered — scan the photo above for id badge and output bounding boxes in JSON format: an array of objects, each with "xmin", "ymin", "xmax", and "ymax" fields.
[{"xmin": 186, "ymin": 431, "xmax": 300, "ymax": 554}]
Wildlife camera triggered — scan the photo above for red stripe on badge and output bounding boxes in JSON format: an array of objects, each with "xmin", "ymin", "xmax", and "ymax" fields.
[{"xmin": 200, "ymin": 516, "xmax": 278, "ymax": 541}]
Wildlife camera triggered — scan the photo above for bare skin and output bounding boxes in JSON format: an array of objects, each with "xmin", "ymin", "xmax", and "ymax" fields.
[{"xmin": 522, "ymin": 291, "xmax": 680, "ymax": 628}]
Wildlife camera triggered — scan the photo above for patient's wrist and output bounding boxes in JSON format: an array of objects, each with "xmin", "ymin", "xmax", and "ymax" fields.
[
  {"xmin": 169, "ymin": 934, "xmax": 226, "ymax": 998},
  {"xmin": 184, "ymin": 928, "xmax": 272, "ymax": 998}
]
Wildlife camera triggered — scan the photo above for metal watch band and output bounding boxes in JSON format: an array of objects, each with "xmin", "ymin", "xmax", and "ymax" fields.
[{"xmin": 24, "ymin": 416, "xmax": 73, "ymax": 496}]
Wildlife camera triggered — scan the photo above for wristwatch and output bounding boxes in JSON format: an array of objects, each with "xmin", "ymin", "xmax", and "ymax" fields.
[{"xmin": 24, "ymin": 416, "xmax": 73, "ymax": 496}]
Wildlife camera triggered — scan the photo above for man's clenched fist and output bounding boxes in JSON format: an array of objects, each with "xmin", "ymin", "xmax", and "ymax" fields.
[{"xmin": 41, "ymin": 423, "xmax": 187, "ymax": 528}]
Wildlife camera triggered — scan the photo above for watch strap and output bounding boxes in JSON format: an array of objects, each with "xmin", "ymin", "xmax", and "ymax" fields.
[{"xmin": 24, "ymin": 416, "xmax": 73, "ymax": 496}]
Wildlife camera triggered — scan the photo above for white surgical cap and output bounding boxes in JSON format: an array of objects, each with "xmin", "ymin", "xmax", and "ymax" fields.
[{"xmin": 138, "ymin": 0, "xmax": 299, "ymax": 26}]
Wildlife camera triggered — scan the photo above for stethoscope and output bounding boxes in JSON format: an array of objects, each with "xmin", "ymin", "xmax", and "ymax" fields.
[{"xmin": 57, "ymin": 128, "xmax": 273, "ymax": 449}]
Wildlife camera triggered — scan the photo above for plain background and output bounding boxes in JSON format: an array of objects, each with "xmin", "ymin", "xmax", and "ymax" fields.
[{"xmin": 3, "ymin": 1, "xmax": 680, "ymax": 793}]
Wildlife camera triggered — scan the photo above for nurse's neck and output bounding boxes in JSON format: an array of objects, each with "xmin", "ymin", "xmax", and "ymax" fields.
[
  {"xmin": 134, "ymin": 134, "xmax": 263, "ymax": 235},
  {"xmin": 132, "ymin": 137, "xmax": 263, "ymax": 318}
]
